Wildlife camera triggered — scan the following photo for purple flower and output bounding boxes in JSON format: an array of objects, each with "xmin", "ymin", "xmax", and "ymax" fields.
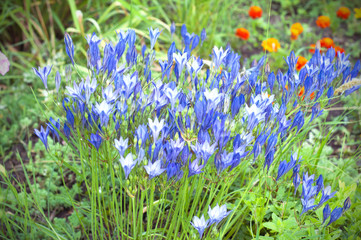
[
  {"xmin": 0, "ymin": 51, "xmax": 10, "ymax": 76},
  {"xmin": 119, "ymin": 153, "xmax": 136, "ymax": 179},
  {"xmin": 88, "ymin": 133, "xmax": 102, "ymax": 152},
  {"xmin": 64, "ymin": 33, "xmax": 75, "ymax": 65},
  {"xmin": 34, "ymin": 126, "xmax": 50, "ymax": 150},
  {"xmin": 208, "ymin": 203, "xmax": 231, "ymax": 226},
  {"xmin": 32, "ymin": 65, "xmax": 52, "ymax": 89},
  {"xmin": 191, "ymin": 214, "xmax": 208, "ymax": 239},
  {"xmin": 144, "ymin": 159, "xmax": 166, "ymax": 179}
]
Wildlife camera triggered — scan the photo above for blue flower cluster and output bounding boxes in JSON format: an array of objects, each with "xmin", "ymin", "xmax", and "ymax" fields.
[{"xmin": 33, "ymin": 24, "xmax": 359, "ymax": 232}]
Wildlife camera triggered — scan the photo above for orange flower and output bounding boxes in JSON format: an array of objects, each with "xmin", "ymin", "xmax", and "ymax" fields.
[
  {"xmin": 309, "ymin": 44, "xmax": 316, "ymax": 54},
  {"xmin": 249, "ymin": 6, "xmax": 262, "ymax": 19},
  {"xmin": 290, "ymin": 23, "xmax": 303, "ymax": 40},
  {"xmin": 298, "ymin": 86, "xmax": 305, "ymax": 97},
  {"xmin": 316, "ymin": 16, "xmax": 331, "ymax": 28},
  {"xmin": 310, "ymin": 92, "xmax": 315, "ymax": 100},
  {"xmin": 235, "ymin": 28, "xmax": 250, "ymax": 40},
  {"xmin": 296, "ymin": 56, "xmax": 307, "ymax": 71},
  {"xmin": 320, "ymin": 37, "xmax": 334, "ymax": 49},
  {"xmin": 337, "ymin": 7, "xmax": 351, "ymax": 19},
  {"xmin": 334, "ymin": 45, "xmax": 345, "ymax": 56},
  {"xmin": 301, "ymin": 91, "xmax": 315, "ymax": 101},
  {"xmin": 261, "ymin": 38, "xmax": 281, "ymax": 52},
  {"xmin": 285, "ymin": 84, "xmax": 289, "ymax": 91}
]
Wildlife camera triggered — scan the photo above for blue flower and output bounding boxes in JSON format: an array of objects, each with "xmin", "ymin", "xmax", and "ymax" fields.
[
  {"xmin": 290, "ymin": 111, "xmax": 304, "ymax": 132},
  {"xmin": 136, "ymin": 124, "xmax": 148, "ymax": 147},
  {"xmin": 200, "ymin": 28, "xmax": 206, "ymax": 46},
  {"xmin": 55, "ymin": 71, "xmax": 61, "ymax": 94},
  {"xmin": 144, "ymin": 159, "xmax": 166, "ymax": 179},
  {"xmin": 85, "ymin": 32, "xmax": 101, "ymax": 69},
  {"xmin": 212, "ymin": 46, "xmax": 229, "ymax": 70},
  {"xmin": 63, "ymin": 123, "xmax": 71, "ymax": 139},
  {"xmin": 323, "ymin": 204, "xmax": 331, "ymax": 224},
  {"xmin": 66, "ymin": 109, "xmax": 75, "ymax": 129},
  {"xmin": 34, "ymin": 126, "xmax": 49, "ymax": 150},
  {"xmin": 114, "ymin": 136, "xmax": 128, "ymax": 156},
  {"xmin": 188, "ymin": 158, "xmax": 205, "ymax": 177},
  {"xmin": 191, "ymin": 214, "xmax": 208, "ymax": 239},
  {"xmin": 64, "ymin": 33, "xmax": 75, "ymax": 65},
  {"xmin": 208, "ymin": 203, "xmax": 231, "ymax": 226},
  {"xmin": 343, "ymin": 197, "xmax": 351, "ymax": 212},
  {"xmin": 88, "ymin": 133, "xmax": 102, "ymax": 152},
  {"xmin": 327, "ymin": 207, "xmax": 343, "ymax": 226},
  {"xmin": 317, "ymin": 186, "xmax": 336, "ymax": 208},
  {"xmin": 173, "ymin": 52, "xmax": 188, "ymax": 80},
  {"xmin": 119, "ymin": 153, "xmax": 136, "ymax": 179},
  {"xmin": 47, "ymin": 117, "xmax": 60, "ymax": 142},
  {"xmin": 301, "ymin": 198, "xmax": 317, "ymax": 215},
  {"xmin": 276, "ymin": 153, "xmax": 298, "ymax": 181},
  {"xmin": 148, "ymin": 117, "xmax": 165, "ymax": 142},
  {"xmin": 191, "ymin": 141, "xmax": 217, "ymax": 162},
  {"xmin": 170, "ymin": 22, "xmax": 176, "ymax": 38},
  {"xmin": 268, "ymin": 72, "xmax": 275, "ymax": 94},
  {"xmin": 148, "ymin": 27, "xmax": 162, "ymax": 50},
  {"xmin": 32, "ymin": 65, "xmax": 52, "ymax": 89},
  {"xmin": 166, "ymin": 162, "xmax": 182, "ymax": 181},
  {"xmin": 293, "ymin": 173, "xmax": 301, "ymax": 195}
]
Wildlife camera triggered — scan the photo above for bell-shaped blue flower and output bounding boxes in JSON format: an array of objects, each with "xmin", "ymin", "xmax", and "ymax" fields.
[
  {"xmin": 148, "ymin": 27, "xmax": 162, "ymax": 50},
  {"xmin": 208, "ymin": 203, "xmax": 231, "ymax": 226},
  {"xmin": 323, "ymin": 204, "xmax": 331, "ymax": 224},
  {"xmin": 88, "ymin": 133, "xmax": 102, "ymax": 152},
  {"xmin": 119, "ymin": 153, "xmax": 136, "ymax": 179},
  {"xmin": 32, "ymin": 65, "xmax": 52, "ymax": 89},
  {"xmin": 64, "ymin": 33, "xmax": 75, "ymax": 65},
  {"xmin": 191, "ymin": 214, "xmax": 208, "ymax": 239},
  {"xmin": 327, "ymin": 207, "xmax": 343, "ymax": 226},
  {"xmin": 34, "ymin": 126, "xmax": 50, "ymax": 150},
  {"xmin": 144, "ymin": 159, "xmax": 166, "ymax": 179}
]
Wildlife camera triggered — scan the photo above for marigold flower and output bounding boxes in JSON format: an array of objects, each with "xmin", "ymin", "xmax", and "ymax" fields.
[
  {"xmin": 298, "ymin": 86, "xmax": 305, "ymax": 97},
  {"xmin": 290, "ymin": 23, "xmax": 303, "ymax": 40},
  {"xmin": 310, "ymin": 91, "xmax": 315, "ymax": 100},
  {"xmin": 235, "ymin": 28, "xmax": 250, "ymax": 40},
  {"xmin": 261, "ymin": 38, "xmax": 281, "ymax": 52},
  {"xmin": 334, "ymin": 45, "xmax": 345, "ymax": 56},
  {"xmin": 249, "ymin": 6, "xmax": 262, "ymax": 19},
  {"xmin": 320, "ymin": 38, "xmax": 334, "ymax": 49},
  {"xmin": 309, "ymin": 44, "xmax": 316, "ymax": 54},
  {"xmin": 355, "ymin": 8, "xmax": 361, "ymax": 19},
  {"xmin": 316, "ymin": 16, "xmax": 331, "ymax": 28},
  {"xmin": 337, "ymin": 7, "xmax": 351, "ymax": 19},
  {"xmin": 296, "ymin": 56, "xmax": 307, "ymax": 71}
]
